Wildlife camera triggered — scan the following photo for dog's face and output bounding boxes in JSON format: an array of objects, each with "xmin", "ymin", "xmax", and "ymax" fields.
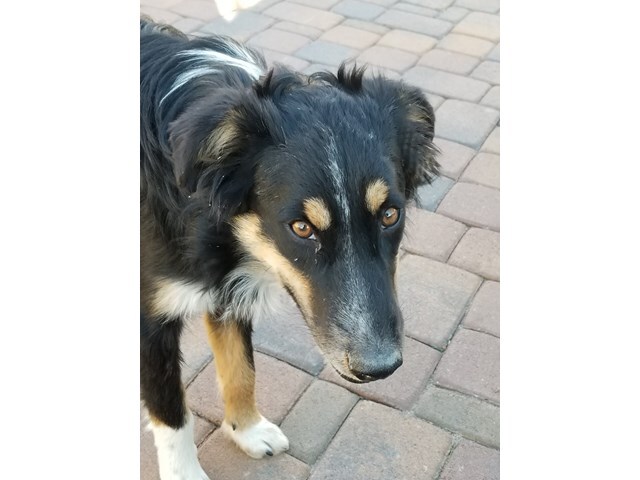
[{"xmin": 169, "ymin": 67, "xmax": 438, "ymax": 383}]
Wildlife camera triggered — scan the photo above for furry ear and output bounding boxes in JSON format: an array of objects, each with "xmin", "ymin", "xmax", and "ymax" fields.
[
  {"xmin": 363, "ymin": 76, "xmax": 440, "ymax": 199},
  {"xmin": 168, "ymin": 95, "xmax": 275, "ymax": 224}
]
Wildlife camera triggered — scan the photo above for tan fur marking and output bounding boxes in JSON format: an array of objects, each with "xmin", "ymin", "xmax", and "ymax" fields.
[
  {"xmin": 204, "ymin": 313, "xmax": 260, "ymax": 429},
  {"xmin": 202, "ymin": 113, "xmax": 241, "ymax": 159},
  {"xmin": 303, "ymin": 197, "xmax": 332, "ymax": 231},
  {"xmin": 232, "ymin": 213, "xmax": 313, "ymax": 319},
  {"xmin": 365, "ymin": 179, "xmax": 389, "ymax": 214}
]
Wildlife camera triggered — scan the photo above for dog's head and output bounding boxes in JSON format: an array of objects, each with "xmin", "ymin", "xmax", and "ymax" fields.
[{"xmin": 169, "ymin": 65, "xmax": 438, "ymax": 383}]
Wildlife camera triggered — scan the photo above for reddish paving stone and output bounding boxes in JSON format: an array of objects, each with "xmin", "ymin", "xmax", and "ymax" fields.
[
  {"xmin": 397, "ymin": 254, "xmax": 482, "ymax": 349},
  {"xmin": 449, "ymin": 228, "xmax": 500, "ymax": 280},
  {"xmin": 481, "ymin": 126, "xmax": 500, "ymax": 153},
  {"xmin": 413, "ymin": 385, "xmax": 499, "ymax": 448},
  {"xmin": 439, "ymin": 439, "xmax": 500, "ymax": 480},
  {"xmin": 375, "ymin": 9, "xmax": 453, "ymax": 37},
  {"xmin": 140, "ymin": 427, "xmax": 160, "ymax": 480},
  {"xmin": 280, "ymin": 380, "xmax": 358, "ymax": 464},
  {"xmin": 433, "ymin": 138, "xmax": 477, "ymax": 179},
  {"xmin": 248, "ymin": 29, "xmax": 311, "ymax": 55},
  {"xmin": 331, "ymin": 0, "xmax": 386, "ymax": 21},
  {"xmin": 180, "ymin": 317, "xmax": 213, "ymax": 384},
  {"xmin": 187, "ymin": 352, "xmax": 313, "ymax": 425},
  {"xmin": 455, "ymin": 0, "xmax": 500, "ymax": 14},
  {"xmin": 472, "ymin": 60, "xmax": 500, "ymax": 84},
  {"xmin": 435, "ymin": 99, "xmax": 499, "ymax": 148},
  {"xmin": 320, "ymin": 336, "xmax": 441, "ymax": 409},
  {"xmin": 402, "ymin": 207, "xmax": 467, "ymax": 261},
  {"xmin": 358, "ymin": 45, "xmax": 418, "ymax": 72},
  {"xmin": 194, "ymin": 414, "xmax": 216, "ymax": 446},
  {"xmin": 453, "ymin": 11, "xmax": 500, "ymax": 42},
  {"xmin": 273, "ymin": 21, "xmax": 322, "ymax": 39},
  {"xmin": 261, "ymin": 48, "xmax": 310, "ymax": 70},
  {"xmin": 463, "ymin": 280, "xmax": 500, "ymax": 337},
  {"xmin": 295, "ymin": 40, "xmax": 359, "ymax": 66},
  {"xmin": 169, "ymin": 0, "xmax": 219, "ymax": 21},
  {"xmin": 481, "ymin": 85, "xmax": 500, "ymax": 109},
  {"xmin": 309, "ymin": 401, "xmax": 452, "ymax": 480},
  {"xmin": 264, "ymin": 2, "xmax": 344, "ymax": 29},
  {"xmin": 439, "ymin": 6, "xmax": 470, "ymax": 22},
  {"xmin": 343, "ymin": 18, "xmax": 390, "ymax": 34},
  {"xmin": 378, "ymin": 29, "xmax": 438, "ymax": 54},
  {"xmin": 253, "ymin": 295, "xmax": 325, "ymax": 374},
  {"xmin": 418, "ymin": 48, "xmax": 480, "ymax": 75},
  {"xmin": 438, "ymin": 33, "xmax": 495, "ymax": 57},
  {"xmin": 199, "ymin": 430, "xmax": 310, "ymax": 480},
  {"xmin": 415, "ymin": 175, "xmax": 455, "ymax": 211},
  {"xmin": 404, "ymin": 65, "xmax": 491, "ymax": 101},
  {"xmin": 433, "ymin": 329, "xmax": 500, "ymax": 403},
  {"xmin": 460, "ymin": 152, "xmax": 500, "ymax": 189},
  {"xmin": 320, "ymin": 24, "xmax": 381, "ymax": 49},
  {"xmin": 200, "ymin": 11, "xmax": 275, "ymax": 42},
  {"xmin": 438, "ymin": 182, "xmax": 500, "ymax": 231}
]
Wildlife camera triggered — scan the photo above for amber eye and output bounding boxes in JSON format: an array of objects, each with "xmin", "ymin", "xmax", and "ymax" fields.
[
  {"xmin": 381, "ymin": 207, "xmax": 400, "ymax": 228},
  {"xmin": 290, "ymin": 220, "xmax": 316, "ymax": 239}
]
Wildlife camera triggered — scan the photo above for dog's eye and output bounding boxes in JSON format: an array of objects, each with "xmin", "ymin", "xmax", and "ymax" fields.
[
  {"xmin": 290, "ymin": 220, "xmax": 316, "ymax": 240},
  {"xmin": 381, "ymin": 207, "xmax": 400, "ymax": 228}
]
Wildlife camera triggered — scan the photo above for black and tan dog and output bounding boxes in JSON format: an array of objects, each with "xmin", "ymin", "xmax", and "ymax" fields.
[{"xmin": 140, "ymin": 17, "xmax": 438, "ymax": 480}]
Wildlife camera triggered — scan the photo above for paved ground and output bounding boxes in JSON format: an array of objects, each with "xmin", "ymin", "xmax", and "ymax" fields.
[{"xmin": 140, "ymin": 0, "xmax": 500, "ymax": 478}]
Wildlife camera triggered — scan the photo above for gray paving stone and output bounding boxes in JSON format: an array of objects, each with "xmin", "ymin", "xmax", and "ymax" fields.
[
  {"xmin": 418, "ymin": 48, "xmax": 480, "ymax": 74},
  {"xmin": 433, "ymin": 328, "xmax": 500, "ymax": 403},
  {"xmin": 438, "ymin": 182, "xmax": 499, "ymax": 231},
  {"xmin": 487, "ymin": 43, "xmax": 500, "ymax": 61},
  {"xmin": 200, "ymin": 11, "xmax": 275, "ymax": 42},
  {"xmin": 433, "ymin": 138, "xmax": 476, "ymax": 179},
  {"xmin": 288, "ymin": 0, "xmax": 340, "ymax": 8},
  {"xmin": 140, "ymin": 426, "xmax": 160, "ymax": 480},
  {"xmin": 199, "ymin": 430, "xmax": 310, "ymax": 480},
  {"xmin": 180, "ymin": 316, "xmax": 213, "ymax": 384},
  {"xmin": 397, "ymin": 254, "xmax": 482, "ymax": 349},
  {"xmin": 169, "ymin": 0, "xmax": 219, "ymax": 20},
  {"xmin": 264, "ymin": 2, "xmax": 344, "ymax": 29},
  {"xmin": 343, "ymin": 18, "xmax": 390, "ymax": 34},
  {"xmin": 365, "ymin": 0, "xmax": 399, "ymax": 4},
  {"xmin": 460, "ymin": 152, "xmax": 500, "ymax": 189},
  {"xmin": 295, "ymin": 40, "xmax": 359, "ymax": 66},
  {"xmin": 414, "ymin": 385, "xmax": 499, "ymax": 448},
  {"xmin": 261, "ymin": 48, "xmax": 310, "ymax": 70},
  {"xmin": 435, "ymin": 99, "xmax": 499, "ymax": 148},
  {"xmin": 440, "ymin": 439, "xmax": 500, "ymax": 480},
  {"xmin": 171, "ymin": 17, "xmax": 204, "ymax": 34},
  {"xmin": 402, "ymin": 207, "xmax": 467, "ymax": 261},
  {"xmin": 439, "ymin": 6, "xmax": 470, "ymax": 22},
  {"xmin": 140, "ymin": 6, "xmax": 182, "ymax": 24},
  {"xmin": 141, "ymin": 0, "xmax": 181, "ymax": 8},
  {"xmin": 463, "ymin": 281, "xmax": 499, "ymax": 337},
  {"xmin": 378, "ymin": 29, "xmax": 438, "ymax": 54},
  {"xmin": 481, "ymin": 126, "xmax": 500, "ymax": 153},
  {"xmin": 438, "ymin": 33, "xmax": 495, "ymax": 57},
  {"xmin": 187, "ymin": 352, "xmax": 313, "ymax": 425},
  {"xmin": 405, "ymin": 0, "xmax": 454, "ymax": 8},
  {"xmin": 331, "ymin": 0, "xmax": 386, "ymax": 21},
  {"xmin": 449, "ymin": 228, "xmax": 499, "ymax": 280},
  {"xmin": 237, "ymin": 0, "xmax": 282, "ymax": 11},
  {"xmin": 404, "ymin": 66, "xmax": 491, "ymax": 101},
  {"xmin": 394, "ymin": 3, "xmax": 439, "ymax": 17},
  {"xmin": 472, "ymin": 60, "xmax": 500, "ymax": 84},
  {"xmin": 309, "ymin": 401, "xmax": 453, "ymax": 480},
  {"xmin": 376, "ymin": 9, "xmax": 453, "ymax": 37},
  {"xmin": 303, "ymin": 63, "xmax": 336, "ymax": 75},
  {"xmin": 455, "ymin": 0, "xmax": 500, "ymax": 14},
  {"xmin": 248, "ymin": 28, "xmax": 311, "ymax": 55},
  {"xmin": 253, "ymin": 294, "xmax": 325, "ymax": 375},
  {"xmin": 274, "ymin": 21, "xmax": 322, "ymax": 39},
  {"xmin": 358, "ymin": 45, "xmax": 419, "ymax": 72},
  {"xmin": 280, "ymin": 380, "xmax": 358, "ymax": 464},
  {"xmin": 453, "ymin": 11, "xmax": 500, "ymax": 41},
  {"xmin": 426, "ymin": 93, "xmax": 445, "ymax": 109},
  {"xmin": 319, "ymin": 336, "xmax": 441, "ymax": 409},
  {"xmin": 415, "ymin": 175, "xmax": 455, "ymax": 211},
  {"xmin": 320, "ymin": 24, "xmax": 381, "ymax": 49},
  {"xmin": 481, "ymin": 85, "xmax": 500, "ymax": 109}
]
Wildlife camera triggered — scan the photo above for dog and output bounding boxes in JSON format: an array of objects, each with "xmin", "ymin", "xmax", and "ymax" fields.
[{"xmin": 140, "ymin": 17, "xmax": 439, "ymax": 480}]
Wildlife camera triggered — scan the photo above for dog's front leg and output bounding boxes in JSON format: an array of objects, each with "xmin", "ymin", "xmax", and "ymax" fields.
[{"xmin": 204, "ymin": 312, "xmax": 289, "ymax": 458}]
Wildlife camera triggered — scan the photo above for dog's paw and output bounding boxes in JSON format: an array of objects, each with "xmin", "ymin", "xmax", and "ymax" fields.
[{"xmin": 222, "ymin": 416, "xmax": 289, "ymax": 459}]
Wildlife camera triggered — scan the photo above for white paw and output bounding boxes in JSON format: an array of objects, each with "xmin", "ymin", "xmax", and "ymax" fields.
[{"xmin": 222, "ymin": 416, "xmax": 289, "ymax": 459}]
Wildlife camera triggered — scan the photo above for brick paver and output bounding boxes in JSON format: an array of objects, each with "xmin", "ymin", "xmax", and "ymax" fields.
[
  {"xmin": 309, "ymin": 401, "xmax": 453, "ymax": 480},
  {"xmin": 140, "ymin": 0, "xmax": 500, "ymax": 477}
]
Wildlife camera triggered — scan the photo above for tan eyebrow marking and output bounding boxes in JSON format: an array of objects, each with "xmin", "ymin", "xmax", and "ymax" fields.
[
  {"xmin": 365, "ymin": 179, "xmax": 389, "ymax": 214},
  {"xmin": 303, "ymin": 197, "xmax": 332, "ymax": 231}
]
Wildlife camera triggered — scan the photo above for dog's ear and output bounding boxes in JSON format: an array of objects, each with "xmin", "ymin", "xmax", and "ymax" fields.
[
  {"xmin": 168, "ymin": 95, "xmax": 275, "ymax": 224},
  {"xmin": 363, "ymin": 76, "xmax": 440, "ymax": 199}
]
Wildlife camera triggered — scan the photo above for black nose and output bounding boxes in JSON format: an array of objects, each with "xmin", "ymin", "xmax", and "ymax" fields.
[{"xmin": 348, "ymin": 349, "xmax": 403, "ymax": 381}]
